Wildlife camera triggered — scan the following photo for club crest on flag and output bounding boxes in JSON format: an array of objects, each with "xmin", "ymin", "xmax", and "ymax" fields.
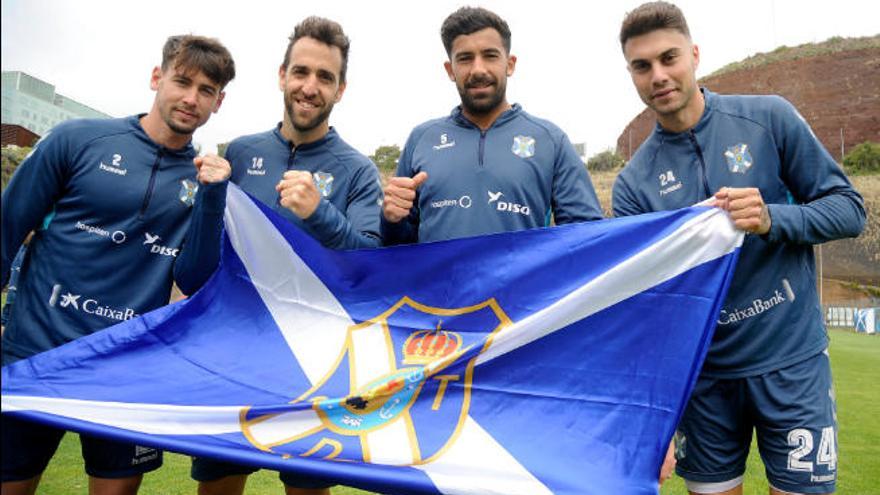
[{"xmin": 239, "ymin": 296, "xmax": 511, "ymax": 464}]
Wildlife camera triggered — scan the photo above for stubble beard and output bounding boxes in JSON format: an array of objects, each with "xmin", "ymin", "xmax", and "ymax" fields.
[
  {"xmin": 458, "ymin": 78, "xmax": 506, "ymax": 116},
  {"xmin": 285, "ymin": 92, "xmax": 334, "ymax": 134}
]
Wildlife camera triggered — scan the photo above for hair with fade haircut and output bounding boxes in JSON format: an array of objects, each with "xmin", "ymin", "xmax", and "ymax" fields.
[
  {"xmin": 161, "ymin": 34, "xmax": 236, "ymax": 88},
  {"xmin": 441, "ymin": 6, "xmax": 512, "ymax": 57},
  {"xmin": 619, "ymin": 1, "xmax": 691, "ymax": 50},
  {"xmin": 282, "ymin": 16, "xmax": 351, "ymax": 83}
]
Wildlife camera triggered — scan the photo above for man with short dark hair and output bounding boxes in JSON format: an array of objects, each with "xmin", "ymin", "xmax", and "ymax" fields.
[
  {"xmin": 614, "ymin": 3, "xmax": 865, "ymax": 494},
  {"xmin": 1, "ymin": 34, "xmax": 236, "ymax": 495},
  {"xmin": 190, "ymin": 16, "xmax": 381, "ymax": 495},
  {"xmin": 382, "ymin": 6, "xmax": 603, "ymax": 245}
]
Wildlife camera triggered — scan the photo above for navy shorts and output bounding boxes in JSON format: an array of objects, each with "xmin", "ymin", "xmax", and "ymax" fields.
[
  {"xmin": 191, "ymin": 457, "xmax": 333, "ymax": 489},
  {"xmin": 675, "ymin": 351, "xmax": 837, "ymax": 494},
  {"xmin": 2, "ymin": 414, "xmax": 162, "ymax": 481}
]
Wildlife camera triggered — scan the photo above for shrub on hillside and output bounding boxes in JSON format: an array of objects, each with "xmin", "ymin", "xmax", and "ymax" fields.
[
  {"xmin": 2, "ymin": 146, "xmax": 32, "ymax": 189},
  {"xmin": 843, "ymin": 142, "xmax": 880, "ymax": 175},
  {"xmin": 586, "ymin": 149, "xmax": 625, "ymax": 172}
]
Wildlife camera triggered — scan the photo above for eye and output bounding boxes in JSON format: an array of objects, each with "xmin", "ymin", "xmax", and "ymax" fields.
[{"xmin": 631, "ymin": 62, "xmax": 649, "ymax": 73}]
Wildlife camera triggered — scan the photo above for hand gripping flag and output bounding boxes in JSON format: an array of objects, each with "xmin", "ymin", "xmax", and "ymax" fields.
[{"xmin": 2, "ymin": 185, "xmax": 742, "ymax": 494}]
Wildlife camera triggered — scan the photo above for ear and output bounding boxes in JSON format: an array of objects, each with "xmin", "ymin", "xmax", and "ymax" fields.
[
  {"xmin": 506, "ymin": 54, "xmax": 517, "ymax": 77},
  {"xmin": 278, "ymin": 64, "xmax": 287, "ymax": 92},
  {"xmin": 213, "ymin": 91, "xmax": 225, "ymax": 114},
  {"xmin": 334, "ymin": 81, "xmax": 347, "ymax": 103},
  {"xmin": 150, "ymin": 66, "xmax": 162, "ymax": 91},
  {"xmin": 444, "ymin": 61, "xmax": 455, "ymax": 82},
  {"xmin": 692, "ymin": 44, "xmax": 700, "ymax": 71}
]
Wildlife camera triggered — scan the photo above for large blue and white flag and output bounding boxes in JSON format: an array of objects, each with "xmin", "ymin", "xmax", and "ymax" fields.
[{"xmin": 2, "ymin": 185, "xmax": 742, "ymax": 494}]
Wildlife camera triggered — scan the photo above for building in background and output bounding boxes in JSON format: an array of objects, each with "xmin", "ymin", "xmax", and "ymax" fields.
[{"xmin": 1, "ymin": 71, "xmax": 111, "ymax": 141}]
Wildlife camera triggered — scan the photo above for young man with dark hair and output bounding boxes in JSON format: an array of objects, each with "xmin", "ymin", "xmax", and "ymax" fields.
[
  {"xmin": 1, "ymin": 34, "xmax": 235, "ymax": 495},
  {"xmin": 382, "ymin": 6, "xmax": 603, "ymax": 245},
  {"xmin": 614, "ymin": 3, "xmax": 865, "ymax": 494},
  {"xmin": 190, "ymin": 16, "xmax": 381, "ymax": 495}
]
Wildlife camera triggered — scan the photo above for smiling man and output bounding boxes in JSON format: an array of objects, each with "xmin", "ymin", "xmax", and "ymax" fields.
[
  {"xmin": 1, "ymin": 34, "xmax": 235, "ymax": 495},
  {"xmin": 189, "ymin": 16, "xmax": 381, "ymax": 495},
  {"xmin": 214, "ymin": 17, "xmax": 382, "ymax": 253},
  {"xmin": 613, "ymin": 3, "xmax": 866, "ymax": 494},
  {"xmin": 381, "ymin": 6, "xmax": 603, "ymax": 245}
]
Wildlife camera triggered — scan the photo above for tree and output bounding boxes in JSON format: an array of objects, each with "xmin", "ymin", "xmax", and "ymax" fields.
[
  {"xmin": 843, "ymin": 141, "xmax": 880, "ymax": 175},
  {"xmin": 586, "ymin": 149, "xmax": 625, "ymax": 172},
  {"xmin": 370, "ymin": 144, "xmax": 401, "ymax": 179},
  {"xmin": 1, "ymin": 146, "xmax": 32, "ymax": 190}
]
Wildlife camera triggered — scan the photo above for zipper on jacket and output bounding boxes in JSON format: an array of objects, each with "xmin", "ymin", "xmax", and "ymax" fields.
[
  {"xmin": 478, "ymin": 130, "xmax": 487, "ymax": 166},
  {"xmin": 688, "ymin": 130, "xmax": 711, "ymax": 197},
  {"xmin": 279, "ymin": 145, "xmax": 298, "ymax": 206},
  {"xmin": 139, "ymin": 150, "xmax": 163, "ymax": 218}
]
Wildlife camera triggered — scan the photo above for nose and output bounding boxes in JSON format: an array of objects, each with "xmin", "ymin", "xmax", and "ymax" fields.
[
  {"xmin": 650, "ymin": 65, "xmax": 668, "ymax": 87},
  {"xmin": 301, "ymin": 74, "xmax": 319, "ymax": 97},
  {"xmin": 181, "ymin": 86, "xmax": 199, "ymax": 107},
  {"xmin": 472, "ymin": 55, "xmax": 490, "ymax": 75}
]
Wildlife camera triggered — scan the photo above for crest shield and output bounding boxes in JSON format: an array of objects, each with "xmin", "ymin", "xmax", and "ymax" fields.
[{"xmin": 239, "ymin": 296, "xmax": 511, "ymax": 465}]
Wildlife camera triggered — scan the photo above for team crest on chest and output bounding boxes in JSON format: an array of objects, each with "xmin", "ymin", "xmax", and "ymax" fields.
[
  {"xmin": 179, "ymin": 179, "xmax": 199, "ymax": 206},
  {"xmin": 511, "ymin": 135, "xmax": 536, "ymax": 158},
  {"xmin": 724, "ymin": 143, "xmax": 753, "ymax": 173},
  {"xmin": 313, "ymin": 172, "xmax": 334, "ymax": 197}
]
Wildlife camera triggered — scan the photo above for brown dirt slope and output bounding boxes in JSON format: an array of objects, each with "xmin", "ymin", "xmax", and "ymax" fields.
[{"xmin": 616, "ymin": 35, "xmax": 880, "ymax": 160}]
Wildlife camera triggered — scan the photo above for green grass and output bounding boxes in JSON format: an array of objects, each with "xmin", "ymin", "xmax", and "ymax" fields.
[
  {"xmin": 26, "ymin": 329, "xmax": 880, "ymax": 494},
  {"xmin": 661, "ymin": 329, "xmax": 880, "ymax": 495}
]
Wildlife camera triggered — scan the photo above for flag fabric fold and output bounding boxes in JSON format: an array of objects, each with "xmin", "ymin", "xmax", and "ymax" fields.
[{"xmin": 2, "ymin": 184, "xmax": 742, "ymax": 495}]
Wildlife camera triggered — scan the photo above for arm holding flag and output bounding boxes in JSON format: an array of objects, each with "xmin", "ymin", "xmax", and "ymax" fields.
[{"xmin": 173, "ymin": 152, "xmax": 230, "ymax": 296}]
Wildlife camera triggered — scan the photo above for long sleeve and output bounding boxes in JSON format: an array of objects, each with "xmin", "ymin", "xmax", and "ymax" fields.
[
  {"xmin": 551, "ymin": 132, "xmax": 605, "ymax": 224},
  {"xmin": 304, "ymin": 162, "xmax": 382, "ymax": 249},
  {"xmin": 173, "ymin": 181, "xmax": 227, "ymax": 295},
  {"xmin": 2, "ymin": 132, "xmax": 68, "ymax": 286},
  {"xmin": 765, "ymin": 97, "xmax": 865, "ymax": 244}
]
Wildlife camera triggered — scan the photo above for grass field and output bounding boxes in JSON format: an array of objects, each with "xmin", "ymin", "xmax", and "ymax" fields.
[{"xmin": 25, "ymin": 329, "xmax": 876, "ymax": 494}]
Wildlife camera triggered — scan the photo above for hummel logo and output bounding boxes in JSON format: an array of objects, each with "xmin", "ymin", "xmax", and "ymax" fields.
[
  {"xmin": 247, "ymin": 156, "xmax": 266, "ymax": 176},
  {"xmin": 143, "ymin": 233, "xmax": 160, "ymax": 245},
  {"xmin": 488, "ymin": 191, "xmax": 503, "ymax": 203},
  {"xmin": 60, "ymin": 292, "xmax": 81, "ymax": 309},
  {"xmin": 433, "ymin": 133, "xmax": 456, "ymax": 150}
]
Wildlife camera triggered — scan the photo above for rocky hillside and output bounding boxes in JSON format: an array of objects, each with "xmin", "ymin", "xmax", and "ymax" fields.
[{"xmin": 616, "ymin": 35, "xmax": 880, "ymax": 159}]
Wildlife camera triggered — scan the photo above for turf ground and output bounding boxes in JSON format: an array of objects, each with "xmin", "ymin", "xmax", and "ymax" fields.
[{"xmin": 24, "ymin": 329, "xmax": 880, "ymax": 494}]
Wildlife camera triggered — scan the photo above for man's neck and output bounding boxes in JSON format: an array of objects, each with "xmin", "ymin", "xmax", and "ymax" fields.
[
  {"xmin": 657, "ymin": 90, "xmax": 705, "ymax": 134},
  {"xmin": 280, "ymin": 117, "xmax": 329, "ymax": 147},
  {"xmin": 139, "ymin": 112, "xmax": 191, "ymax": 150},
  {"xmin": 462, "ymin": 101, "xmax": 511, "ymax": 131}
]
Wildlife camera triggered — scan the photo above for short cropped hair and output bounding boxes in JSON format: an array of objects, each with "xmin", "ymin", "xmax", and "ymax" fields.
[
  {"xmin": 619, "ymin": 1, "xmax": 690, "ymax": 50},
  {"xmin": 282, "ymin": 16, "xmax": 351, "ymax": 83},
  {"xmin": 161, "ymin": 35, "xmax": 236, "ymax": 88},
  {"xmin": 441, "ymin": 7, "xmax": 511, "ymax": 56}
]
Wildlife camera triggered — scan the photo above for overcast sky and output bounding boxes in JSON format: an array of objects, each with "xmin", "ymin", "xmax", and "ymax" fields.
[{"xmin": 2, "ymin": 0, "xmax": 877, "ymax": 157}]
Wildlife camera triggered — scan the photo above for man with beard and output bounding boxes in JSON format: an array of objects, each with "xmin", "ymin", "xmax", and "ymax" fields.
[
  {"xmin": 614, "ymin": 3, "xmax": 865, "ymax": 494},
  {"xmin": 213, "ymin": 17, "xmax": 381, "ymax": 253},
  {"xmin": 381, "ymin": 6, "xmax": 603, "ymax": 245},
  {"xmin": 190, "ymin": 16, "xmax": 380, "ymax": 495},
  {"xmin": 1, "ymin": 34, "xmax": 235, "ymax": 495}
]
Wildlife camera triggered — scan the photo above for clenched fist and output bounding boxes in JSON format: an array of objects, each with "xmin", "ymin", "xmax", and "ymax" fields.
[
  {"xmin": 276, "ymin": 170, "xmax": 321, "ymax": 219},
  {"xmin": 712, "ymin": 187, "xmax": 772, "ymax": 235},
  {"xmin": 193, "ymin": 154, "xmax": 231, "ymax": 185}
]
